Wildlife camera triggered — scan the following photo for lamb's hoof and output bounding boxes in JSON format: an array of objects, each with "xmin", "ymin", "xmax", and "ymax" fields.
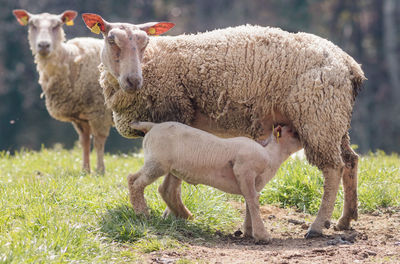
[
  {"xmin": 304, "ymin": 230, "xmax": 323, "ymax": 239},
  {"xmin": 253, "ymin": 233, "xmax": 271, "ymax": 244}
]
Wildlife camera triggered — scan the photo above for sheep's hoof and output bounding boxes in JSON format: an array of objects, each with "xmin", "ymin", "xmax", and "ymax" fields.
[
  {"xmin": 133, "ymin": 207, "xmax": 150, "ymax": 217},
  {"xmin": 255, "ymin": 239, "xmax": 271, "ymax": 245},
  {"xmin": 162, "ymin": 208, "xmax": 171, "ymax": 219},
  {"xmin": 304, "ymin": 229, "xmax": 323, "ymax": 239},
  {"xmin": 334, "ymin": 220, "xmax": 351, "ymax": 231}
]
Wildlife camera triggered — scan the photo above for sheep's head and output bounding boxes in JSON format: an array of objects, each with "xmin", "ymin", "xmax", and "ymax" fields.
[
  {"xmin": 273, "ymin": 125, "xmax": 302, "ymax": 154},
  {"xmin": 82, "ymin": 13, "xmax": 174, "ymax": 93},
  {"xmin": 13, "ymin": 9, "xmax": 77, "ymax": 57}
]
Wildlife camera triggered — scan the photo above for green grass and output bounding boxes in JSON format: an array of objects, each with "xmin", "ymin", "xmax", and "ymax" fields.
[
  {"xmin": 0, "ymin": 146, "xmax": 399, "ymax": 263},
  {"xmin": 260, "ymin": 150, "xmax": 400, "ymax": 217}
]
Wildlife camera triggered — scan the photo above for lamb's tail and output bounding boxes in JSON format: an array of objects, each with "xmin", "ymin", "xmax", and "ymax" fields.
[{"xmin": 130, "ymin": 121, "xmax": 156, "ymax": 136}]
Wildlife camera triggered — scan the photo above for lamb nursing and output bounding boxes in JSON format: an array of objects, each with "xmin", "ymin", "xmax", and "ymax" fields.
[
  {"xmin": 82, "ymin": 13, "xmax": 365, "ymax": 238},
  {"xmin": 128, "ymin": 121, "xmax": 302, "ymax": 242},
  {"xmin": 13, "ymin": 10, "xmax": 113, "ymax": 173}
]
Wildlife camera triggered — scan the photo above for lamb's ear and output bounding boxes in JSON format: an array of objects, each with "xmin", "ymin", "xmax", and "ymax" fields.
[
  {"xmin": 138, "ymin": 22, "xmax": 175, "ymax": 36},
  {"xmin": 82, "ymin": 13, "xmax": 108, "ymax": 35},
  {"xmin": 60, "ymin": 10, "xmax": 77, "ymax": 26},
  {"xmin": 13, "ymin": 9, "xmax": 30, "ymax": 26},
  {"xmin": 273, "ymin": 125, "xmax": 282, "ymax": 140}
]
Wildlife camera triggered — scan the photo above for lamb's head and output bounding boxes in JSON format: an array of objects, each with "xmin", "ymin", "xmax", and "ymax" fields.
[
  {"xmin": 13, "ymin": 9, "xmax": 77, "ymax": 57},
  {"xmin": 272, "ymin": 125, "xmax": 302, "ymax": 155},
  {"xmin": 82, "ymin": 13, "xmax": 174, "ymax": 93}
]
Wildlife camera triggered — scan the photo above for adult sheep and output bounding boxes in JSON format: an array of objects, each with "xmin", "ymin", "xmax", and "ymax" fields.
[
  {"xmin": 82, "ymin": 14, "xmax": 365, "ymax": 238},
  {"xmin": 13, "ymin": 10, "xmax": 113, "ymax": 173}
]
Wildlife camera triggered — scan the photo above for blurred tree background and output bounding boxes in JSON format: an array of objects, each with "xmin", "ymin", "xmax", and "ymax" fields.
[{"xmin": 0, "ymin": 0, "xmax": 399, "ymax": 154}]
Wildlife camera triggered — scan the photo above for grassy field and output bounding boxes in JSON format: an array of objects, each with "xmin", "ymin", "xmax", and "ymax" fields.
[{"xmin": 0, "ymin": 146, "xmax": 399, "ymax": 263}]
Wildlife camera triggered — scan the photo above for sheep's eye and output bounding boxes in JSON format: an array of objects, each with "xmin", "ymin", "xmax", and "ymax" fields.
[{"xmin": 52, "ymin": 24, "xmax": 61, "ymax": 30}]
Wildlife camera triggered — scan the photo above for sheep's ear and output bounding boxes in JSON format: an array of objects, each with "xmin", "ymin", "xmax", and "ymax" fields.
[
  {"xmin": 60, "ymin": 10, "xmax": 77, "ymax": 26},
  {"xmin": 13, "ymin": 9, "xmax": 30, "ymax": 26},
  {"xmin": 273, "ymin": 125, "xmax": 282, "ymax": 140},
  {"xmin": 82, "ymin": 13, "xmax": 107, "ymax": 35},
  {"xmin": 139, "ymin": 22, "xmax": 175, "ymax": 36}
]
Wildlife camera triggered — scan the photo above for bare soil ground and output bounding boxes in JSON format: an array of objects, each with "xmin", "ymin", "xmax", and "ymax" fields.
[{"xmin": 146, "ymin": 203, "xmax": 400, "ymax": 263}]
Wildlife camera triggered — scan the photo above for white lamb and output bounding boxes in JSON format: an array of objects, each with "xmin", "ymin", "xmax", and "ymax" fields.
[
  {"xmin": 128, "ymin": 121, "xmax": 302, "ymax": 243},
  {"xmin": 13, "ymin": 10, "xmax": 113, "ymax": 173}
]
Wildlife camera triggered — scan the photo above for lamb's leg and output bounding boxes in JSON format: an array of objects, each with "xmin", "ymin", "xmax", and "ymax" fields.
[
  {"xmin": 336, "ymin": 134, "xmax": 359, "ymax": 230},
  {"xmin": 305, "ymin": 166, "xmax": 342, "ymax": 238},
  {"xmin": 243, "ymin": 201, "xmax": 253, "ymax": 237},
  {"xmin": 127, "ymin": 161, "xmax": 164, "ymax": 215},
  {"xmin": 73, "ymin": 121, "xmax": 91, "ymax": 173},
  {"xmin": 158, "ymin": 173, "xmax": 193, "ymax": 219},
  {"xmin": 234, "ymin": 167, "xmax": 270, "ymax": 243}
]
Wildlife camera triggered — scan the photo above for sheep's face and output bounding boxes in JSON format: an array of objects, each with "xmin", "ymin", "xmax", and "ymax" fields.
[
  {"xmin": 273, "ymin": 126, "xmax": 302, "ymax": 155},
  {"xmin": 102, "ymin": 24, "xmax": 149, "ymax": 93},
  {"xmin": 13, "ymin": 10, "xmax": 77, "ymax": 58},
  {"xmin": 82, "ymin": 13, "xmax": 174, "ymax": 93}
]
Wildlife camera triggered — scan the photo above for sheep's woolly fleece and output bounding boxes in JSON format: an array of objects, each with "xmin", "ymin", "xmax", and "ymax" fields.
[
  {"xmin": 36, "ymin": 37, "xmax": 112, "ymax": 129},
  {"xmin": 100, "ymin": 25, "xmax": 365, "ymax": 169}
]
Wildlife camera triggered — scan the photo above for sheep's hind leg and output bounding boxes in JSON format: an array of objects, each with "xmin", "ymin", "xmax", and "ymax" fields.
[
  {"xmin": 336, "ymin": 134, "xmax": 359, "ymax": 230},
  {"xmin": 73, "ymin": 121, "xmax": 91, "ymax": 173},
  {"xmin": 243, "ymin": 202, "xmax": 253, "ymax": 237},
  {"xmin": 159, "ymin": 173, "xmax": 193, "ymax": 219},
  {"xmin": 305, "ymin": 166, "xmax": 342, "ymax": 238},
  {"xmin": 127, "ymin": 161, "xmax": 164, "ymax": 215}
]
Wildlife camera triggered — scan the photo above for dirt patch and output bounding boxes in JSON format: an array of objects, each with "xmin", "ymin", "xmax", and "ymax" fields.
[{"xmin": 145, "ymin": 203, "xmax": 400, "ymax": 263}]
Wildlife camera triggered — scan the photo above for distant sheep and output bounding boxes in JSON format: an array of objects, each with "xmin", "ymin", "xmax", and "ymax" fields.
[
  {"xmin": 128, "ymin": 121, "xmax": 302, "ymax": 243},
  {"xmin": 13, "ymin": 10, "xmax": 113, "ymax": 173},
  {"xmin": 82, "ymin": 14, "xmax": 365, "ymax": 237}
]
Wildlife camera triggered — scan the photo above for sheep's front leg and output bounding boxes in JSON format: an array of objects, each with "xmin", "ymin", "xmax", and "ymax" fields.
[
  {"xmin": 73, "ymin": 121, "xmax": 91, "ymax": 173},
  {"xmin": 127, "ymin": 162, "xmax": 164, "ymax": 215},
  {"xmin": 336, "ymin": 135, "xmax": 359, "ymax": 230},
  {"xmin": 159, "ymin": 173, "xmax": 193, "ymax": 219},
  {"xmin": 234, "ymin": 169, "xmax": 270, "ymax": 243},
  {"xmin": 93, "ymin": 134, "xmax": 107, "ymax": 174},
  {"xmin": 305, "ymin": 166, "xmax": 342, "ymax": 238},
  {"xmin": 89, "ymin": 118, "xmax": 111, "ymax": 174}
]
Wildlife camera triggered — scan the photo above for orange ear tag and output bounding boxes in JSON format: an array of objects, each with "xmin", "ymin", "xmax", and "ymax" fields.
[
  {"xmin": 91, "ymin": 23, "xmax": 101, "ymax": 34},
  {"xmin": 148, "ymin": 27, "xmax": 156, "ymax": 35},
  {"xmin": 65, "ymin": 18, "xmax": 74, "ymax": 26},
  {"xmin": 277, "ymin": 131, "xmax": 280, "ymax": 143},
  {"xmin": 20, "ymin": 16, "xmax": 28, "ymax": 25}
]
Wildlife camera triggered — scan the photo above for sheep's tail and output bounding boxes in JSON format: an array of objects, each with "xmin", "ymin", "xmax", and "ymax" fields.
[
  {"xmin": 130, "ymin": 121, "xmax": 156, "ymax": 135},
  {"xmin": 346, "ymin": 56, "xmax": 367, "ymax": 101}
]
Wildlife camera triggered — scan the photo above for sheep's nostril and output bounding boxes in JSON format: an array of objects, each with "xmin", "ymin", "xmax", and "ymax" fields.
[
  {"xmin": 126, "ymin": 76, "xmax": 142, "ymax": 90},
  {"xmin": 38, "ymin": 42, "xmax": 50, "ymax": 50}
]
